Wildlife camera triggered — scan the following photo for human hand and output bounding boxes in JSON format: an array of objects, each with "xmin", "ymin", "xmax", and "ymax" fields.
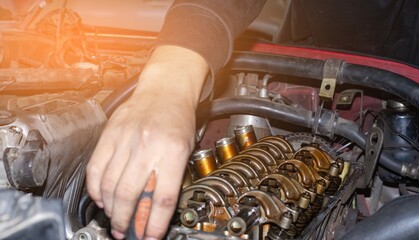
[{"xmin": 86, "ymin": 46, "xmax": 208, "ymax": 239}]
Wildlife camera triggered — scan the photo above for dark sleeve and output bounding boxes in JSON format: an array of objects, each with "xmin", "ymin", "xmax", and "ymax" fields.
[{"xmin": 155, "ymin": 0, "xmax": 266, "ymax": 100}]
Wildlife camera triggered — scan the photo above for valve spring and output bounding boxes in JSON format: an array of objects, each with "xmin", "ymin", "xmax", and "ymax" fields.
[
  {"xmin": 312, "ymin": 195, "xmax": 324, "ymax": 217},
  {"xmin": 266, "ymin": 224, "xmax": 296, "ymax": 240},
  {"xmin": 325, "ymin": 176, "xmax": 342, "ymax": 195},
  {"xmin": 295, "ymin": 211, "xmax": 309, "ymax": 236},
  {"xmin": 303, "ymin": 205, "xmax": 316, "ymax": 222},
  {"xmin": 324, "ymin": 177, "xmax": 342, "ymax": 196}
]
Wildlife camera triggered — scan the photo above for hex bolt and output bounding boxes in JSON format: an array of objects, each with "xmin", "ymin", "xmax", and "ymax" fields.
[
  {"xmin": 192, "ymin": 191, "xmax": 206, "ymax": 202},
  {"xmin": 340, "ymin": 95, "xmax": 349, "ymax": 102},
  {"xmin": 227, "ymin": 217, "xmax": 246, "ymax": 235},
  {"xmin": 241, "ymin": 196, "xmax": 258, "ymax": 207},
  {"xmin": 183, "ymin": 212, "xmax": 195, "ymax": 224},
  {"xmin": 78, "ymin": 232, "xmax": 91, "ymax": 240},
  {"xmin": 227, "ymin": 216, "xmax": 252, "ymax": 237},
  {"xmin": 180, "ymin": 209, "xmax": 199, "ymax": 227}
]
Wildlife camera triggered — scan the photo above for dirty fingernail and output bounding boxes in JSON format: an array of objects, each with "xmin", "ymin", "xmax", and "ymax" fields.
[{"xmin": 112, "ymin": 229, "xmax": 125, "ymax": 239}]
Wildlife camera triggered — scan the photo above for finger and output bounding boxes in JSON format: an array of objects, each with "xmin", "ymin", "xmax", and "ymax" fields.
[
  {"xmin": 86, "ymin": 132, "xmax": 116, "ymax": 207},
  {"xmin": 100, "ymin": 144, "xmax": 132, "ymax": 217},
  {"xmin": 110, "ymin": 149, "xmax": 154, "ymax": 233},
  {"xmin": 145, "ymin": 158, "xmax": 186, "ymax": 238}
]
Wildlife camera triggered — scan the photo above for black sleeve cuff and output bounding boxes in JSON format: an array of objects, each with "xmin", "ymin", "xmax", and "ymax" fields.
[{"xmin": 155, "ymin": 0, "xmax": 266, "ymax": 100}]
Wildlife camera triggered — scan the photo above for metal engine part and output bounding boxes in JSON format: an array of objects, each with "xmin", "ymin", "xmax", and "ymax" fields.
[
  {"xmin": 0, "ymin": 93, "xmax": 107, "ymax": 238},
  {"xmin": 227, "ymin": 73, "xmax": 273, "ymax": 139},
  {"xmin": 0, "ymin": 189, "xmax": 64, "ymax": 240},
  {"xmin": 176, "ymin": 125, "xmax": 356, "ymax": 239},
  {"xmin": 378, "ymin": 101, "xmax": 419, "ymax": 181}
]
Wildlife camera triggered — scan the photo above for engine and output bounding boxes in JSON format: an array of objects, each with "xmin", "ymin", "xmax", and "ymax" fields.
[{"xmin": 0, "ymin": 2, "xmax": 419, "ymax": 240}]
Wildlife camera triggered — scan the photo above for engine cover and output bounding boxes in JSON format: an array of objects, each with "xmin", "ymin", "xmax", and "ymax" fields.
[{"xmin": 0, "ymin": 93, "xmax": 106, "ymax": 197}]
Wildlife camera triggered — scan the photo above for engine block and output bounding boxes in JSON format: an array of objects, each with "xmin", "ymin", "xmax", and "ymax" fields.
[{"xmin": 175, "ymin": 125, "xmax": 352, "ymax": 239}]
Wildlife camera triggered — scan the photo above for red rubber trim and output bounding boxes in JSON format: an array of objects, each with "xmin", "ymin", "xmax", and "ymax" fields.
[{"xmin": 249, "ymin": 43, "xmax": 419, "ymax": 84}]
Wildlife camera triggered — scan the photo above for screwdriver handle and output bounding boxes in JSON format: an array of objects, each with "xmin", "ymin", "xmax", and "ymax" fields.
[{"xmin": 126, "ymin": 172, "xmax": 156, "ymax": 240}]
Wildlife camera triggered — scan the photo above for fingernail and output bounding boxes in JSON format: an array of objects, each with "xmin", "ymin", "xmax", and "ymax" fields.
[
  {"xmin": 95, "ymin": 201, "xmax": 104, "ymax": 208},
  {"xmin": 111, "ymin": 229, "xmax": 125, "ymax": 239},
  {"xmin": 145, "ymin": 237, "xmax": 158, "ymax": 240}
]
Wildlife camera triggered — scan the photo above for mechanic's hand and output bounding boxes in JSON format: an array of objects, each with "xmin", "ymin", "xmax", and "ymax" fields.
[{"xmin": 87, "ymin": 46, "xmax": 208, "ymax": 239}]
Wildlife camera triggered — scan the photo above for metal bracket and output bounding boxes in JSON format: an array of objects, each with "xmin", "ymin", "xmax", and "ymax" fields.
[
  {"xmin": 363, "ymin": 127, "xmax": 384, "ymax": 188},
  {"xmin": 336, "ymin": 89, "xmax": 364, "ymax": 126},
  {"xmin": 319, "ymin": 59, "xmax": 343, "ymax": 101}
]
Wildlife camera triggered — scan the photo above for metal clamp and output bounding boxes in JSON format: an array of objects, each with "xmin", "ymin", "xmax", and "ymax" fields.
[
  {"xmin": 312, "ymin": 102, "xmax": 339, "ymax": 139},
  {"xmin": 319, "ymin": 59, "xmax": 343, "ymax": 101}
]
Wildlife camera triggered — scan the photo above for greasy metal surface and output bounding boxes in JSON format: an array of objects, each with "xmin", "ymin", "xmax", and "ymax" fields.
[
  {"xmin": 248, "ymin": 141, "xmax": 286, "ymax": 162},
  {"xmin": 193, "ymin": 150, "xmax": 218, "ymax": 178},
  {"xmin": 278, "ymin": 160, "xmax": 318, "ymax": 188},
  {"xmin": 259, "ymin": 174, "xmax": 301, "ymax": 203},
  {"xmin": 180, "ymin": 128, "xmax": 358, "ymax": 239},
  {"xmin": 209, "ymin": 168, "xmax": 251, "ymax": 193},
  {"xmin": 230, "ymin": 154, "xmax": 269, "ymax": 177},
  {"xmin": 295, "ymin": 145, "xmax": 333, "ymax": 173},
  {"xmin": 259, "ymin": 136, "xmax": 294, "ymax": 159},
  {"xmin": 216, "ymin": 137, "xmax": 240, "ymax": 163},
  {"xmin": 234, "ymin": 125, "xmax": 258, "ymax": 150}
]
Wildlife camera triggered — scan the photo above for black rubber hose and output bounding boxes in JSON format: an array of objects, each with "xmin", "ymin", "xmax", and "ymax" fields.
[
  {"xmin": 334, "ymin": 118, "xmax": 366, "ymax": 147},
  {"xmin": 229, "ymin": 52, "xmax": 325, "ymax": 80},
  {"xmin": 339, "ymin": 63, "xmax": 419, "ymax": 108},
  {"xmin": 196, "ymin": 97, "xmax": 313, "ymax": 128},
  {"xmin": 196, "ymin": 97, "xmax": 402, "ymax": 174},
  {"xmin": 341, "ymin": 195, "xmax": 419, "ymax": 240},
  {"xmin": 229, "ymin": 52, "xmax": 419, "ymax": 108},
  {"xmin": 101, "ymin": 73, "xmax": 139, "ymax": 117}
]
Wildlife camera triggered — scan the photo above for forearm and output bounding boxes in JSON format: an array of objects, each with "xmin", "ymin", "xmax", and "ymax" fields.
[{"xmin": 132, "ymin": 45, "xmax": 209, "ymax": 109}]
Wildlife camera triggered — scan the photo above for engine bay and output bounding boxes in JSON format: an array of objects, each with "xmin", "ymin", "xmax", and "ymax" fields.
[{"xmin": 0, "ymin": 1, "xmax": 419, "ymax": 240}]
